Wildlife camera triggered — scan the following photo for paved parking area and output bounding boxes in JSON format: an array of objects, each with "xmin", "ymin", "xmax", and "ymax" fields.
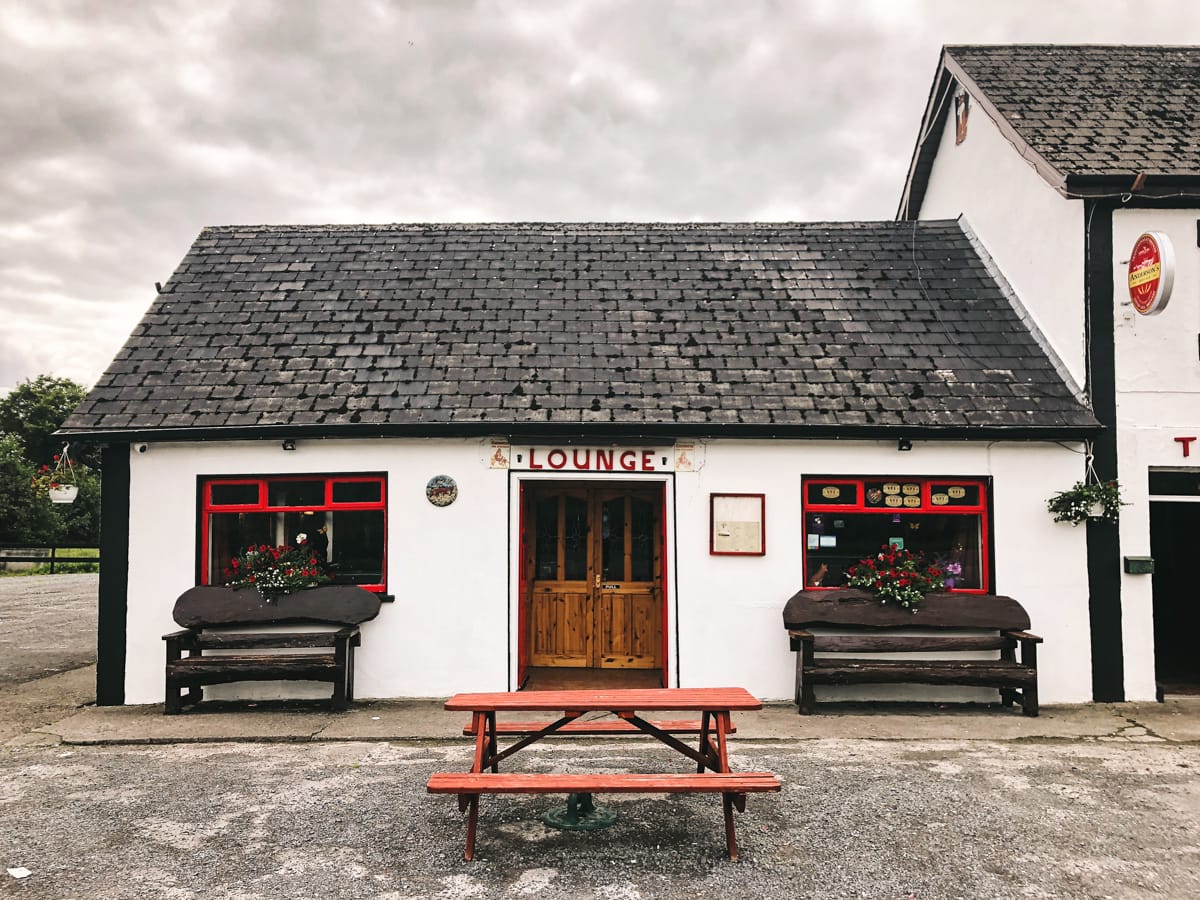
[
  {"xmin": 3, "ymin": 735, "xmax": 1199, "ymax": 898},
  {"xmin": 0, "ymin": 573, "xmax": 96, "ymax": 685},
  {"xmin": 2, "ymin": 575, "xmax": 1200, "ymax": 898}
]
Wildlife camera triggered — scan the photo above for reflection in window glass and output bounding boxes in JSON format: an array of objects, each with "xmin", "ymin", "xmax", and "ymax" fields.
[
  {"xmin": 564, "ymin": 497, "xmax": 589, "ymax": 581},
  {"xmin": 329, "ymin": 510, "xmax": 385, "ymax": 585},
  {"xmin": 806, "ymin": 512, "xmax": 982, "ymax": 590},
  {"xmin": 602, "ymin": 498, "xmax": 625, "ymax": 581},
  {"xmin": 208, "ymin": 512, "xmax": 273, "ymax": 581},
  {"xmin": 332, "ymin": 481, "xmax": 382, "ymax": 504},
  {"xmin": 210, "ymin": 483, "xmax": 259, "ymax": 506},
  {"xmin": 535, "ymin": 498, "xmax": 558, "ymax": 579},
  {"xmin": 268, "ymin": 480, "xmax": 325, "ymax": 507},
  {"xmin": 630, "ymin": 499, "xmax": 654, "ymax": 581}
]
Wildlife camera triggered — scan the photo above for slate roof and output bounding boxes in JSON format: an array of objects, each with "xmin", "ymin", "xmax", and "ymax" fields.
[
  {"xmin": 63, "ymin": 221, "xmax": 1098, "ymax": 440},
  {"xmin": 901, "ymin": 45, "xmax": 1200, "ymax": 216}
]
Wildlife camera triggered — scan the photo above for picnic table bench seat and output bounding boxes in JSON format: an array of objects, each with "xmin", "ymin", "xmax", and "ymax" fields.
[
  {"xmin": 163, "ymin": 584, "xmax": 381, "ymax": 714},
  {"xmin": 462, "ymin": 718, "xmax": 735, "ymax": 736},
  {"xmin": 783, "ymin": 588, "xmax": 1041, "ymax": 716},
  {"xmin": 427, "ymin": 770, "xmax": 781, "ymax": 860}
]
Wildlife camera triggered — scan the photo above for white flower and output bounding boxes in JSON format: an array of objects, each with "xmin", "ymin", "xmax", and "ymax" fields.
[{"xmin": 295, "ymin": 533, "xmax": 307, "ymax": 544}]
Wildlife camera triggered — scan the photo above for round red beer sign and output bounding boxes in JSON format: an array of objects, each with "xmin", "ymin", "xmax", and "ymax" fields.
[{"xmin": 1127, "ymin": 232, "xmax": 1174, "ymax": 315}]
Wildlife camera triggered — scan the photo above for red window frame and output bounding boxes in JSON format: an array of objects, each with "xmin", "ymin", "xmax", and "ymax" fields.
[
  {"xmin": 802, "ymin": 476, "xmax": 990, "ymax": 594},
  {"xmin": 199, "ymin": 473, "xmax": 387, "ymax": 592}
]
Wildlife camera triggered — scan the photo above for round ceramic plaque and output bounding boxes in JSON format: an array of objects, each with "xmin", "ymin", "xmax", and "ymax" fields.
[{"xmin": 425, "ymin": 475, "xmax": 458, "ymax": 507}]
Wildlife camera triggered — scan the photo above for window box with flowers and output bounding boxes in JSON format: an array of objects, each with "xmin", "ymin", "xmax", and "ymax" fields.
[
  {"xmin": 845, "ymin": 543, "xmax": 946, "ymax": 611},
  {"xmin": 223, "ymin": 536, "xmax": 331, "ymax": 602}
]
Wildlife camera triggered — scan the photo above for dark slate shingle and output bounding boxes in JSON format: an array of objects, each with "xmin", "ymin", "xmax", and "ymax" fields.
[
  {"xmin": 948, "ymin": 44, "xmax": 1200, "ymax": 177},
  {"xmin": 63, "ymin": 221, "xmax": 1096, "ymax": 435}
]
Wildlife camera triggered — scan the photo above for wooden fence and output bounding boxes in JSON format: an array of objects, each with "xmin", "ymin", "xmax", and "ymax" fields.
[{"xmin": 0, "ymin": 544, "xmax": 100, "ymax": 573}]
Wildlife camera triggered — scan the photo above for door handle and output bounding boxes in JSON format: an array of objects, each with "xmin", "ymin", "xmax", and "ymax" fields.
[{"xmin": 594, "ymin": 574, "xmax": 600, "ymax": 587}]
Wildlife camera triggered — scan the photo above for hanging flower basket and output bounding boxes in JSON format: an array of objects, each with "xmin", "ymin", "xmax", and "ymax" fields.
[
  {"xmin": 32, "ymin": 444, "xmax": 79, "ymax": 504},
  {"xmin": 48, "ymin": 484, "xmax": 79, "ymax": 504},
  {"xmin": 1046, "ymin": 479, "xmax": 1122, "ymax": 526}
]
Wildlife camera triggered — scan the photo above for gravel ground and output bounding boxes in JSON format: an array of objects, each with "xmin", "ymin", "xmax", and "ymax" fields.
[
  {"xmin": 2, "ymin": 736, "xmax": 1198, "ymax": 899},
  {"xmin": 2, "ymin": 574, "xmax": 1199, "ymax": 898},
  {"xmin": 0, "ymin": 574, "xmax": 97, "ymax": 685}
]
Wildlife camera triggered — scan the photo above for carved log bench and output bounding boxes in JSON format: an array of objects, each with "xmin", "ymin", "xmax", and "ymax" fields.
[
  {"xmin": 163, "ymin": 584, "xmax": 381, "ymax": 714},
  {"xmin": 782, "ymin": 589, "xmax": 1041, "ymax": 716}
]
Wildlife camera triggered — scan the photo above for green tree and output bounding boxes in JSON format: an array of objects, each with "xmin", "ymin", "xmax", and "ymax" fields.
[
  {"xmin": 0, "ymin": 433, "xmax": 61, "ymax": 544},
  {"xmin": 0, "ymin": 375, "xmax": 87, "ymax": 468},
  {"xmin": 0, "ymin": 375, "xmax": 101, "ymax": 547}
]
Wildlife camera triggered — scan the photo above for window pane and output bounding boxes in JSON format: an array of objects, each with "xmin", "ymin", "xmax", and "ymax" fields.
[
  {"xmin": 286, "ymin": 511, "xmax": 328, "ymax": 562},
  {"xmin": 601, "ymin": 497, "xmax": 625, "ymax": 581},
  {"xmin": 806, "ymin": 512, "xmax": 982, "ymax": 590},
  {"xmin": 563, "ymin": 496, "xmax": 589, "ymax": 581},
  {"xmin": 535, "ymin": 498, "xmax": 558, "ymax": 579},
  {"xmin": 629, "ymin": 498, "xmax": 654, "ymax": 581},
  {"xmin": 268, "ymin": 480, "xmax": 325, "ymax": 507},
  {"xmin": 210, "ymin": 483, "xmax": 259, "ymax": 506},
  {"xmin": 329, "ymin": 510, "xmax": 384, "ymax": 585},
  {"xmin": 208, "ymin": 512, "xmax": 273, "ymax": 583},
  {"xmin": 333, "ymin": 481, "xmax": 382, "ymax": 504}
]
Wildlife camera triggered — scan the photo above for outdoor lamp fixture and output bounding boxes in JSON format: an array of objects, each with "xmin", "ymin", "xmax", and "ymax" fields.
[
  {"xmin": 281, "ymin": 440, "xmax": 296, "ymax": 451},
  {"xmin": 897, "ymin": 437, "xmax": 913, "ymax": 452}
]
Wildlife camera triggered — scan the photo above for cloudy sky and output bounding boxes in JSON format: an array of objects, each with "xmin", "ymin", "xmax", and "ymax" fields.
[{"xmin": 4, "ymin": 0, "xmax": 1200, "ymax": 394}]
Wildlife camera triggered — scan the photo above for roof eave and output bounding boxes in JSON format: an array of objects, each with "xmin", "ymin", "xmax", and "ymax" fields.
[
  {"xmin": 56, "ymin": 420, "xmax": 1103, "ymax": 446},
  {"xmin": 1064, "ymin": 173, "xmax": 1200, "ymax": 200}
]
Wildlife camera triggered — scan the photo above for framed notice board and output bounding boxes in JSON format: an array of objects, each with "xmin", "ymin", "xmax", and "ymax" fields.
[{"xmin": 710, "ymin": 493, "xmax": 766, "ymax": 556}]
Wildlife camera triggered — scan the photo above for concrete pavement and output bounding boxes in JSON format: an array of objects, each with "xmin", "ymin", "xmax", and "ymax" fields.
[{"xmin": 15, "ymin": 690, "xmax": 1200, "ymax": 747}]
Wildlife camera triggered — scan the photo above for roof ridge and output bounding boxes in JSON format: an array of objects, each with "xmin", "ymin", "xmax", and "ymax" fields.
[{"xmin": 198, "ymin": 220, "xmax": 964, "ymax": 233}]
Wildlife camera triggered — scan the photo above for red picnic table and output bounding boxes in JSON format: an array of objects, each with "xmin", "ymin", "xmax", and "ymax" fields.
[{"xmin": 426, "ymin": 687, "xmax": 781, "ymax": 860}]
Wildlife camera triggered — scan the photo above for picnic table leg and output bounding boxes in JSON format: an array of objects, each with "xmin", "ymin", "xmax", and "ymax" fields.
[
  {"xmin": 714, "ymin": 712, "xmax": 731, "ymax": 772},
  {"xmin": 463, "ymin": 794, "xmax": 479, "ymax": 861},
  {"xmin": 486, "ymin": 712, "xmax": 499, "ymax": 772},
  {"xmin": 697, "ymin": 711, "xmax": 712, "ymax": 773},
  {"xmin": 465, "ymin": 720, "xmax": 489, "ymax": 777},
  {"xmin": 722, "ymin": 792, "xmax": 739, "ymax": 860}
]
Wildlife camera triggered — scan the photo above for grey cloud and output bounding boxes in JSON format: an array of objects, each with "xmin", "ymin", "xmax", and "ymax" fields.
[{"xmin": 3, "ymin": 0, "xmax": 1200, "ymax": 390}]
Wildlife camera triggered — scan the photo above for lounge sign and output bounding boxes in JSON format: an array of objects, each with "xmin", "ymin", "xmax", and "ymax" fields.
[
  {"xmin": 513, "ymin": 446, "xmax": 673, "ymax": 472},
  {"xmin": 1127, "ymin": 231, "xmax": 1174, "ymax": 315}
]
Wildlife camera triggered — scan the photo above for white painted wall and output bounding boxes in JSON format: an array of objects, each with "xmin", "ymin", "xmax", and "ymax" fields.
[
  {"xmin": 668, "ymin": 439, "xmax": 1092, "ymax": 704},
  {"xmin": 124, "ymin": 437, "xmax": 511, "ymax": 704},
  {"xmin": 918, "ymin": 89, "xmax": 1086, "ymax": 388},
  {"xmin": 1112, "ymin": 208, "xmax": 1200, "ymax": 701},
  {"xmin": 125, "ymin": 436, "xmax": 1093, "ymax": 705}
]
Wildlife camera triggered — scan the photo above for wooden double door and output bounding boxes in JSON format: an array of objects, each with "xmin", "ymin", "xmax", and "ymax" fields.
[{"xmin": 522, "ymin": 483, "xmax": 664, "ymax": 672}]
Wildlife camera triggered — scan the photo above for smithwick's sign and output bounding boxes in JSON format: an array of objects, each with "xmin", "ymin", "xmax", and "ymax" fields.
[{"xmin": 1127, "ymin": 231, "xmax": 1174, "ymax": 315}]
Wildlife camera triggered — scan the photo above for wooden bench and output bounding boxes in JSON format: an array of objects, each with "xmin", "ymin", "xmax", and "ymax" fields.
[
  {"xmin": 783, "ymin": 589, "xmax": 1042, "ymax": 716},
  {"xmin": 462, "ymin": 719, "xmax": 736, "ymax": 737},
  {"xmin": 427, "ymin": 771, "xmax": 781, "ymax": 860},
  {"xmin": 163, "ymin": 584, "xmax": 381, "ymax": 715}
]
